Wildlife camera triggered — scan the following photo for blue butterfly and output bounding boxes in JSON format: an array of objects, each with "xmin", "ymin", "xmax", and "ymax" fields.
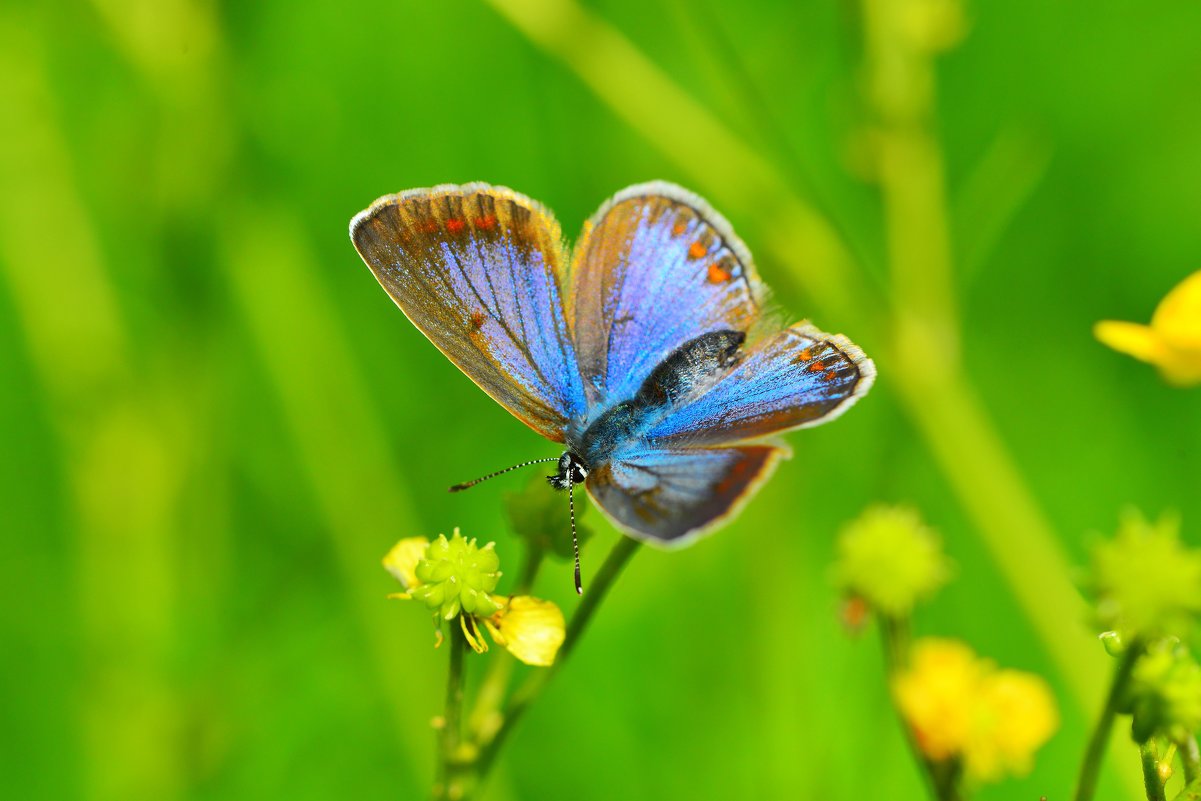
[{"xmin": 350, "ymin": 182, "xmax": 875, "ymax": 591}]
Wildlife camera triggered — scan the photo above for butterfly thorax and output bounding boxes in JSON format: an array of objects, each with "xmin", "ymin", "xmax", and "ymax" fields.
[{"xmin": 550, "ymin": 330, "xmax": 746, "ymax": 490}]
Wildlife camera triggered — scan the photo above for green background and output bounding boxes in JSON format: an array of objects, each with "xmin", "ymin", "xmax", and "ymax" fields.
[{"xmin": 2, "ymin": 0, "xmax": 1199, "ymax": 799}]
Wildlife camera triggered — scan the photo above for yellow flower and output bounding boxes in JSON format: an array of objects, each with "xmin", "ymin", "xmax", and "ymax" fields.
[
  {"xmin": 965, "ymin": 670, "xmax": 1059, "ymax": 781},
  {"xmin": 382, "ymin": 534, "xmax": 565, "ymax": 667},
  {"xmin": 382, "ymin": 537, "xmax": 429, "ymax": 591},
  {"xmin": 894, "ymin": 639, "xmax": 982, "ymax": 760},
  {"xmin": 894, "ymin": 638, "xmax": 1058, "ymax": 783},
  {"xmin": 484, "ymin": 596, "xmax": 566, "ymax": 667},
  {"xmin": 1095, "ymin": 269, "xmax": 1201, "ymax": 386}
]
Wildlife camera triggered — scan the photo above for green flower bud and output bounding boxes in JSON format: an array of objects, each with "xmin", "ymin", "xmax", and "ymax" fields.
[
  {"xmin": 834, "ymin": 505, "xmax": 951, "ymax": 618},
  {"xmin": 1100, "ymin": 631, "xmax": 1126, "ymax": 657},
  {"xmin": 1086, "ymin": 511, "xmax": 1201, "ymax": 641},
  {"xmin": 505, "ymin": 475, "xmax": 591, "ymax": 561},
  {"xmin": 1123, "ymin": 640, "xmax": 1201, "ymax": 744},
  {"xmin": 409, "ymin": 529, "xmax": 502, "ymax": 619}
]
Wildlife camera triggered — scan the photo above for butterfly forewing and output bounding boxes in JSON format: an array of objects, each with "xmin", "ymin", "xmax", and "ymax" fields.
[
  {"xmin": 351, "ymin": 184, "xmax": 586, "ymax": 442},
  {"xmin": 645, "ymin": 323, "xmax": 875, "ymax": 447},
  {"xmin": 569, "ymin": 183, "xmax": 763, "ymax": 409}
]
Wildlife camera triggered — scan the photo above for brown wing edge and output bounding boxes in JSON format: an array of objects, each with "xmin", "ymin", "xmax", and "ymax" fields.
[
  {"xmin": 781, "ymin": 320, "xmax": 876, "ymax": 431},
  {"xmin": 349, "ymin": 182, "xmax": 565, "ymax": 248}
]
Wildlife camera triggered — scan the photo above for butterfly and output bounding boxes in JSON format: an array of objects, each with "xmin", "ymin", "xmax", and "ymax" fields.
[{"xmin": 350, "ymin": 182, "xmax": 875, "ymax": 592}]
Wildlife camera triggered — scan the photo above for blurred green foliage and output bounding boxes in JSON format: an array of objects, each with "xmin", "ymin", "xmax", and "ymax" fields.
[{"xmin": 1, "ymin": 0, "xmax": 1199, "ymax": 800}]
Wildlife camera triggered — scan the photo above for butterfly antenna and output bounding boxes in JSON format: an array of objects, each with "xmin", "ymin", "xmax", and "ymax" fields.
[
  {"xmin": 448, "ymin": 457, "xmax": 560, "ymax": 493},
  {"xmin": 569, "ymin": 481, "xmax": 582, "ymax": 594}
]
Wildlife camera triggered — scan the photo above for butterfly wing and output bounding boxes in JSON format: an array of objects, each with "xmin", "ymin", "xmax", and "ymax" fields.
[
  {"xmin": 569, "ymin": 182, "xmax": 763, "ymax": 408},
  {"xmin": 586, "ymin": 446, "xmax": 784, "ymax": 546},
  {"xmin": 644, "ymin": 322, "xmax": 875, "ymax": 447},
  {"xmin": 351, "ymin": 184, "xmax": 586, "ymax": 442}
]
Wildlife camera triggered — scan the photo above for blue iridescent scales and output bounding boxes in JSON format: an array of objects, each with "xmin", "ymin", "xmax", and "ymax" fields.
[{"xmin": 350, "ymin": 181, "xmax": 875, "ymax": 549}]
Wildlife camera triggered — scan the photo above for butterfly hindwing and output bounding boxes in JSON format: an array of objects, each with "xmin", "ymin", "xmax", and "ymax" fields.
[
  {"xmin": 351, "ymin": 184, "xmax": 586, "ymax": 442},
  {"xmin": 569, "ymin": 182, "xmax": 763, "ymax": 409},
  {"xmin": 645, "ymin": 323, "xmax": 875, "ymax": 446},
  {"xmin": 586, "ymin": 445, "xmax": 784, "ymax": 546}
]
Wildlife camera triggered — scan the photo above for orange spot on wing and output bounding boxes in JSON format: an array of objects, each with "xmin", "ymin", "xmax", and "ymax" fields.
[
  {"xmin": 474, "ymin": 214, "xmax": 497, "ymax": 230},
  {"xmin": 445, "ymin": 218, "xmax": 466, "ymax": 234},
  {"xmin": 822, "ymin": 370, "xmax": 838, "ymax": 382},
  {"xmin": 420, "ymin": 219, "xmax": 439, "ymax": 234},
  {"xmin": 688, "ymin": 241, "xmax": 707, "ymax": 260},
  {"xmin": 799, "ymin": 348, "xmax": 813, "ymax": 361},
  {"xmin": 707, "ymin": 263, "xmax": 731, "ymax": 283},
  {"xmin": 807, "ymin": 360, "xmax": 826, "ymax": 372},
  {"xmin": 672, "ymin": 220, "xmax": 688, "ymax": 236}
]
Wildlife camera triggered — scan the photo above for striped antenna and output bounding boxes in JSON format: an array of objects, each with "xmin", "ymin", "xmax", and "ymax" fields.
[
  {"xmin": 570, "ymin": 481, "xmax": 582, "ymax": 594},
  {"xmin": 448, "ymin": 457, "xmax": 560, "ymax": 492}
]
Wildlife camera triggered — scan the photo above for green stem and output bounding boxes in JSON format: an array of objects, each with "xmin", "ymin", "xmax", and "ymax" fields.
[
  {"xmin": 1142, "ymin": 742, "xmax": 1168, "ymax": 801},
  {"xmin": 1178, "ymin": 736, "xmax": 1201, "ymax": 785},
  {"xmin": 1075, "ymin": 644, "xmax": 1142, "ymax": 801},
  {"xmin": 878, "ymin": 615, "xmax": 963, "ymax": 801},
  {"xmin": 472, "ymin": 536, "xmax": 641, "ymax": 783},
  {"xmin": 465, "ymin": 546, "xmax": 546, "ymax": 744},
  {"xmin": 879, "ymin": 614, "xmax": 911, "ymax": 673},
  {"xmin": 433, "ymin": 625, "xmax": 467, "ymax": 801}
]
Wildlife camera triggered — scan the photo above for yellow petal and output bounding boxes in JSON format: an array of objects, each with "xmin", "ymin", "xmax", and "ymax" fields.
[
  {"xmin": 382, "ymin": 537, "xmax": 429, "ymax": 590},
  {"xmin": 1156, "ymin": 346, "xmax": 1201, "ymax": 386},
  {"xmin": 964, "ymin": 669, "xmax": 1058, "ymax": 781},
  {"xmin": 1151, "ymin": 270, "xmax": 1201, "ymax": 347},
  {"xmin": 485, "ymin": 596, "xmax": 565, "ymax": 667},
  {"xmin": 892, "ymin": 638, "xmax": 984, "ymax": 761},
  {"xmin": 1096, "ymin": 320, "xmax": 1201, "ymax": 387},
  {"xmin": 1094, "ymin": 320, "xmax": 1166, "ymax": 364},
  {"xmin": 1097, "ymin": 272, "xmax": 1201, "ymax": 387}
]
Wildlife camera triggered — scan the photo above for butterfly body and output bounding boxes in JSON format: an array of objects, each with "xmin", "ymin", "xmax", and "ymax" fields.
[
  {"xmin": 351, "ymin": 182, "xmax": 875, "ymax": 549},
  {"xmin": 567, "ymin": 329, "xmax": 746, "ymax": 471}
]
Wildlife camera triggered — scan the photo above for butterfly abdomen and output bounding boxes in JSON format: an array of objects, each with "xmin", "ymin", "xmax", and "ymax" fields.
[{"xmin": 634, "ymin": 330, "xmax": 745, "ymax": 408}]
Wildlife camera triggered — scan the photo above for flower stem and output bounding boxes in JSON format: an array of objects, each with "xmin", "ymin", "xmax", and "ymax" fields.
[
  {"xmin": 465, "ymin": 545, "xmax": 546, "ymax": 744},
  {"xmin": 1179, "ymin": 736, "xmax": 1201, "ymax": 785},
  {"xmin": 1141, "ymin": 742, "xmax": 1168, "ymax": 801},
  {"xmin": 433, "ymin": 625, "xmax": 468, "ymax": 801},
  {"xmin": 878, "ymin": 615, "xmax": 963, "ymax": 801},
  {"xmin": 472, "ymin": 536, "xmax": 640, "ymax": 783},
  {"xmin": 1075, "ymin": 643, "xmax": 1142, "ymax": 801}
]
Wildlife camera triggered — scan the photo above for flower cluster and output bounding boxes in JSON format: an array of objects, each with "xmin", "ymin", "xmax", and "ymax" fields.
[
  {"xmin": 835, "ymin": 505, "xmax": 1059, "ymax": 792},
  {"xmin": 834, "ymin": 505, "xmax": 952, "ymax": 619},
  {"xmin": 1086, "ymin": 511, "xmax": 1201, "ymax": 642},
  {"xmin": 894, "ymin": 638, "xmax": 1059, "ymax": 782},
  {"xmin": 1086, "ymin": 511, "xmax": 1201, "ymax": 752},
  {"xmin": 1095, "ymin": 269, "xmax": 1201, "ymax": 386},
  {"xmin": 1123, "ymin": 639, "xmax": 1201, "ymax": 744},
  {"xmin": 384, "ymin": 530, "xmax": 565, "ymax": 666}
]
